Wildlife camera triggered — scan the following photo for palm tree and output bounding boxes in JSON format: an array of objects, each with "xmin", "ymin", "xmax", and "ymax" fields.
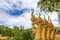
[{"xmin": 37, "ymin": 0, "xmax": 60, "ymax": 25}]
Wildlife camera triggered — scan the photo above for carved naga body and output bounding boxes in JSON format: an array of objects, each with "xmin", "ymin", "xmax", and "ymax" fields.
[{"xmin": 31, "ymin": 9, "xmax": 56, "ymax": 40}]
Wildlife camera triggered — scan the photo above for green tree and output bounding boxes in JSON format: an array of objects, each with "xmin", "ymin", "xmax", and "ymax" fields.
[
  {"xmin": 13, "ymin": 26, "xmax": 33, "ymax": 40},
  {"xmin": 23, "ymin": 29, "xmax": 34, "ymax": 40},
  {"xmin": 13, "ymin": 26, "xmax": 19, "ymax": 30},
  {"xmin": 0, "ymin": 25, "xmax": 33, "ymax": 40},
  {"xmin": 0, "ymin": 25, "xmax": 13, "ymax": 37},
  {"xmin": 37, "ymin": 0, "xmax": 60, "ymax": 25},
  {"xmin": 13, "ymin": 26, "xmax": 24, "ymax": 40}
]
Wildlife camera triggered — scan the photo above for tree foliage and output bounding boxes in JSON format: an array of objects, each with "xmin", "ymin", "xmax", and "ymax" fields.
[
  {"xmin": 0, "ymin": 25, "xmax": 34, "ymax": 40},
  {"xmin": 37, "ymin": 0, "xmax": 60, "ymax": 12}
]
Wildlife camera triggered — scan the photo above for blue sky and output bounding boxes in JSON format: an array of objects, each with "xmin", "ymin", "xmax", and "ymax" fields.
[{"xmin": 0, "ymin": 0, "xmax": 59, "ymax": 29}]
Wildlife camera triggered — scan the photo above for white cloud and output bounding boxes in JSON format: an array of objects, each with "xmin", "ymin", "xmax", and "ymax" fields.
[
  {"xmin": 0, "ymin": 0, "xmax": 38, "ymax": 29},
  {"xmin": 0, "ymin": 0, "xmax": 38, "ymax": 10},
  {"xmin": 0, "ymin": 0, "xmax": 59, "ymax": 29},
  {"xmin": 0, "ymin": 11, "xmax": 32, "ymax": 29}
]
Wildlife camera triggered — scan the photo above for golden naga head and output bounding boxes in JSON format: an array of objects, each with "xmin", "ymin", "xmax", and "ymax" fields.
[
  {"xmin": 36, "ymin": 13, "xmax": 43, "ymax": 25},
  {"xmin": 37, "ymin": 13, "xmax": 41, "ymax": 21},
  {"xmin": 49, "ymin": 18, "xmax": 54, "ymax": 28},
  {"xmin": 31, "ymin": 9, "xmax": 37, "ymax": 23},
  {"xmin": 43, "ymin": 15, "xmax": 49, "ymax": 26},
  {"xmin": 47, "ymin": 16, "xmax": 54, "ymax": 28}
]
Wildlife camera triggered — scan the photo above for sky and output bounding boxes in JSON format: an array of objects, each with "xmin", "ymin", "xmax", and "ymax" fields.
[{"xmin": 0, "ymin": 0, "xmax": 59, "ymax": 29}]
